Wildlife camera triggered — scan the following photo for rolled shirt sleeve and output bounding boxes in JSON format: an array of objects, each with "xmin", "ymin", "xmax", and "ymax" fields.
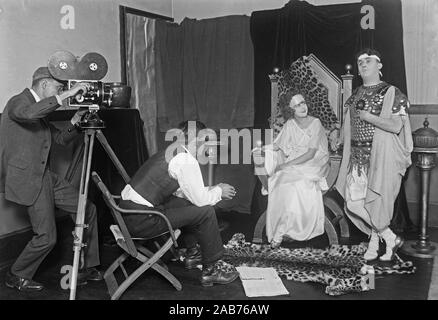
[{"xmin": 168, "ymin": 152, "xmax": 222, "ymax": 207}]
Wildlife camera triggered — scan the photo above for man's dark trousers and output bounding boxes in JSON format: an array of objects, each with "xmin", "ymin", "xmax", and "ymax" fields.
[
  {"xmin": 11, "ymin": 168, "xmax": 100, "ymax": 279},
  {"xmin": 121, "ymin": 196, "xmax": 224, "ymax": 265}
]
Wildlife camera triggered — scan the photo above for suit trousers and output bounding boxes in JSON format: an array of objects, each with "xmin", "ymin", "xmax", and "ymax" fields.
[
  {"xmin": 11, "ymin": 168, "xmax": 100, "ymax": 279},
  {"xmin": 121, "ymin": 196, "xmax": 224, "ymax": 265}
]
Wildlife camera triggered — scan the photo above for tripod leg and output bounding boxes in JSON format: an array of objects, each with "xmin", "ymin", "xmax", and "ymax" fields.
[
  {"xmin": 95, "ymin": 130, "xmax": 130, "ymax": 183},
  {"xmin": 65, "ymin": 142, "xmax": 85, "ymax": 183},
  {"xmin": 69, "ymin": 131, "xmax": 96, "ymax": 300}
]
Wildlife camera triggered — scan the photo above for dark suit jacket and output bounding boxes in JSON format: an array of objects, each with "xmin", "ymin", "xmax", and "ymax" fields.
[{"xmin": 0, "ymin": 89, "xmax": 79, "ymax": 206}]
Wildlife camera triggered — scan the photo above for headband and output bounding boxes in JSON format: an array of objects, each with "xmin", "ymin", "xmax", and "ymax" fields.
[{"xmin": 357, "ymin": 53, "xmax": 381, "ymax": 62}]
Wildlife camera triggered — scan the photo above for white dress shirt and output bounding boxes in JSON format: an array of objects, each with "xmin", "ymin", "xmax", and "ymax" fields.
[
  {"xmin": 121, "ymin": 146, "xmax": 222, "ymax": 207},
  {"xmin": 29, "ymin": 88, "xmax": 41, "ymax": 103}
]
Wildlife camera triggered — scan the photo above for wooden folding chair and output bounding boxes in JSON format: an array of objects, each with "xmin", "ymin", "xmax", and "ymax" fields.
[{"xmin": 91, "ymin": 171, "xmax": 182, "ymax": 300}]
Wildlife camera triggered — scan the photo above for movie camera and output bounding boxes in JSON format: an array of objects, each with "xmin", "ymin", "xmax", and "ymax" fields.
[
  {"xmin": 48, "ymin": 50, "xmax": 131, "ymax": 127},
  {"xmin": 67, "ymin": 80, "xmax": 131, "ymax": 109}
]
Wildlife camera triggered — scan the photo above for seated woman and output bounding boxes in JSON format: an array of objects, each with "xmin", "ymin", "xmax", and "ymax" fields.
[{"xmin": 255, "ymin": 90, "xmax": 330, "ymax": 248}]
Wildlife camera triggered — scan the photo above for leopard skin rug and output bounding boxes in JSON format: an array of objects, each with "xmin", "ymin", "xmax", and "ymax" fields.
[{"xmin": 223, "ymin": 233, "xmax": 416, "ymax": 296}]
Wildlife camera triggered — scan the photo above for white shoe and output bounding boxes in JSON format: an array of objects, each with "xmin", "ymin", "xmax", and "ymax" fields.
[
  {"xmin": 379, "ymin": 229, "xmax": 404, "ymax": 261},
  {"xmin": 364, "ymin": 231, "xmax": 379, "ymax": 261}
]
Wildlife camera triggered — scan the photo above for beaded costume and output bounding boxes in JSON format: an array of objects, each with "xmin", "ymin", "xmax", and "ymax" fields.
[
  {"xmin": 345, "ymin": 82, "xmax": 409, "ymax": 175},
  {"xmin": 336, "ymin": 82, "xmax": 411, "ymax": 235}
]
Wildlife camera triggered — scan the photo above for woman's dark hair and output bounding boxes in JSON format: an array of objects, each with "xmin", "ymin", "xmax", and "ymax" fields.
[
  {"xmin": 178, "ymin": 120, "xmax": 207, "ymax": 137},
  {"xmin": 278, "ymin": 90, "xmax": 307, "ymax": 121}
]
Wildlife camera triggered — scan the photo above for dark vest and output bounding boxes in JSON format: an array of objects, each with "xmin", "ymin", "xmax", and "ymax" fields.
[{"xmin": 129, "ymin": 149, "xmax": 181, "ymax": 206}]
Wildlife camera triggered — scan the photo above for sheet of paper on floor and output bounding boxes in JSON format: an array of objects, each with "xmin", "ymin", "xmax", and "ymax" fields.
[{"xmin": 236, "ymin": 267, "xmax": 289, "ymax": 297}]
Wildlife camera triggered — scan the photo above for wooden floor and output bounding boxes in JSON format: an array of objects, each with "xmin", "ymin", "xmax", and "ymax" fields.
[{"xmin": 0, "ymin": 211, "xmax": 436, "ymax": 301}]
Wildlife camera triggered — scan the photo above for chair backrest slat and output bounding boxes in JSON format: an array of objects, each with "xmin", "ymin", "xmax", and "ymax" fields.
[{"xmin": 91, "ymin": 172, "xmax": 138, "ymax": 256}]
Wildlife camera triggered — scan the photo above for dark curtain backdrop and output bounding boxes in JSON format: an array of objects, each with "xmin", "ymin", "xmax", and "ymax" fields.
[
  {"xmin": 250, "ymin": 0, "xmax": 407, "ymax": 129},
  {"xmin": 155, "ymin": 16, "xmax": 254, "ymax": 131},
  {"xmin": 155, "ymin": 20, "xmax": 184, "ymax": 132}
]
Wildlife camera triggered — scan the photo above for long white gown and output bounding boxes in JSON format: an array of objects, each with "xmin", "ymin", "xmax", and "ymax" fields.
[{"xmin": 264, "ymin": 117, "xmax": 330, "ymax": 242}]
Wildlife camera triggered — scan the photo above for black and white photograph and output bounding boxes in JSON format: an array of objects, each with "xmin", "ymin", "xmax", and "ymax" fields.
[{"xmin": 0, "ymin": 0, "xmax": 437, "ymax": 308}]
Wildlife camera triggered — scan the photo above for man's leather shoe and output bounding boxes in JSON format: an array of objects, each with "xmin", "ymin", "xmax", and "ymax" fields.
[
  {"xmin": 184, "ymin": 246, "xmax": 202, "ymax": 270},
  {"xmin": 5, "ymin": 270, "xmax": 44, "ymax": 292},
  {"xmin": 77, "ymin": 267, "xmax": 104, "ymax": 286},
  {"xmin": 201, "ymin": 260, "xmax": 239, "ymax": 287}
]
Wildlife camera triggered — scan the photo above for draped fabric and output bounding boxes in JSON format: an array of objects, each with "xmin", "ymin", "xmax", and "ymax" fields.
[
  {"xmin": 250, "ymin": 0, "xmax": 407, "ymax": 129},
  {"xmin": 155, "ymin": 16, "xmax": 254, "ymax": 131},
  {"xmin": 126, "ymin": 14, "xmax": 158, "ymax": 156},
  {"xmin": 402, "ymin": 0, "xmax": 438, "ymax": 104},
  {"xmin": 264, "ymin": 118, "xmax": 330, "ymax": 242},
  {"xmin": 336, "ymin": 87, "xmax": 413, "ymax": 234},
  {"xmin": 155, "ymin": 20, "xmax": 184, "ymax": 132}
]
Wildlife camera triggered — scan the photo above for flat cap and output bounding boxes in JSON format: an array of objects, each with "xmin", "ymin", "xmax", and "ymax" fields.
[{"xmin": 32, "ymin": 67, "xmax": 54, "ymax": 82}]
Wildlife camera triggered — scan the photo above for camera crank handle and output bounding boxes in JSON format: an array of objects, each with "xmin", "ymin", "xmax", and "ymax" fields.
[{"xmin": 75, "ymin": 90, "xmax": 85, "ymax": 103}]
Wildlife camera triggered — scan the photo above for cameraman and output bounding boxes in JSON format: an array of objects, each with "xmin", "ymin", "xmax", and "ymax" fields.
[{"xmin": 0, "ymin": 66, "xmax": 102, "ymax": 292}]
